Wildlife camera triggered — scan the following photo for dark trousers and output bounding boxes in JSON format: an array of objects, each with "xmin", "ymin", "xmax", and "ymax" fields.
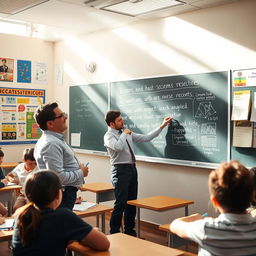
[
  {"xmin": 110, "ymin": 164, "xmax": 138, "ymax": 234},
  {"xmin": 59, "ymin": 186, "xmax": 78, "ymax": 210}
]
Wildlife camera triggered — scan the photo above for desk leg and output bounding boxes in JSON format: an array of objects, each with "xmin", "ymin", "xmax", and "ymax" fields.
[
  {"xmin": 7, "ymin": 200, "xmax": 12, "ymax": 216},
  {"xmin": 185, "ymin": 206, "xmax": 188, "ymax": 216},
  {"xmin": 96, "ymin": 193, "xmax": 100, "ymax": 228},
  {"xmin": 101, "ymin": 213, "xmax": 106, "ymax": 234},
  {"xmin": 136, "ymin": 207, "xmax": 140, "ymax": 238},
  {"xmin": 8, "ymin": 191, "xmax": 15, "ymax": 216},
  {"xmin": 185, "ymin": 206, "xmax": 189, "ymax": 251}
]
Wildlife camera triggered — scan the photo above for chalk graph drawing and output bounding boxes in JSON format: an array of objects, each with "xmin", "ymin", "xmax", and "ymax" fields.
[
  {"xmin": 195, "ymin": 102, "xmax": 216, "ymax": 119},
  {"xmin": 201, "ymin": 123, "xmax": 216, "ymax": 135}
]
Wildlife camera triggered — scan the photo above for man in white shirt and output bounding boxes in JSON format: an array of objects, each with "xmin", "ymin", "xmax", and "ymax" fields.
[{"xmin": 104, "ymin": 110, "xmax": 172, "ymax": 235}]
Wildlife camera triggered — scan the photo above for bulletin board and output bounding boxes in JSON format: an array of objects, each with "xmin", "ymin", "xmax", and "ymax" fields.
[
  {"xmin": 0, "ymin": 87, "xmax": 45, "ymax": 145},
  {"xmin": 231, "ymin": 68, "xmax": 256, "ymax": 167}
]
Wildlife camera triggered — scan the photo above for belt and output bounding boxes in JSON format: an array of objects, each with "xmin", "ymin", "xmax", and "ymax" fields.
[{"xmin": 113, "ymin": 163, "xmax": 136, "ymax": 167}]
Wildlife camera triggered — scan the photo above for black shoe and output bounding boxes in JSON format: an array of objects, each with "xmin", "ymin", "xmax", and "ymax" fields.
[{"xmin": 124, "ymin": 229, "xmax": 137, "ymax": 237}]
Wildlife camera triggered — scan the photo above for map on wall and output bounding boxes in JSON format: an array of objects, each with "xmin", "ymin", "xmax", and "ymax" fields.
[{"xmin": 0, "ymin": 87, "xmax": 45, "ymax": 145}]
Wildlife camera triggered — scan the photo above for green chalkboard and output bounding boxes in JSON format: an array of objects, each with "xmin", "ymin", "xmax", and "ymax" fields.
[
  {"xmin": 110, "ymin": 71, "xmax": 229, "ymax": 167},
  {"xmin": 231, "ymin": 68, "xmax": 256, "ymax": 167},
  {"xmin": 69, "ymin": 84, "xmax": 108, "ymax": 152}
]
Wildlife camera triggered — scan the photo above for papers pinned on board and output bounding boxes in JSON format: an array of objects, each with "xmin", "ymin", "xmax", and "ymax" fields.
[
  {"xmin": 232, "ymin": 121, "xmax": 253, "ymax": 147},
  {"xmin": 231, "ymin": 90, "xmax": 251, "ymax": 121},
  {"xmin": 73, "ymin": 201, "xmax": 97, "ymax": 211},
  {"xmin": 0, "ymin": 219, "xmax": 14, "ymax": 230}
]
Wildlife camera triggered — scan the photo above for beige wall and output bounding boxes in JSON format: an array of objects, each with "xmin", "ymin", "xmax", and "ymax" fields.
[
  {"xmin": 0, "ymin": 34, "xmax": 54, "ymax": 162},
  {"xmin": 54, "ymin": 0, "xmax": 256, "ymax": 224}
]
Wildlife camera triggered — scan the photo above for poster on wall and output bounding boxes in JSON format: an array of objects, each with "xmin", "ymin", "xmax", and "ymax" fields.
[
  {"xmin": 0, "ymin": 58, "xmax": 14, "ymax": 82},
  {"xmin": 0, "ymin": 87, "xmax": 45, "ymax": 145},
  {"xmin": 17, "ymin": 60, "xmax": 32, "ymax": 83},
  {"xmin": 34, "ymin": 62, "xmax": 47, "ymax": 84},
  {"xmin": 233, "ymin": 68, "xmax": 256, "ymax": 87}
]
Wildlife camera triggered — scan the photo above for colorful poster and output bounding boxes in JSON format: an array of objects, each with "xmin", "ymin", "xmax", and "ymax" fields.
[
  {"xmin": 34, "ymin": 62, "xmax": 47, "ymax": 84},
  {"xmin": 17, "ymin": 123, "xmax": 26, "ymax": 139},
  {"xmin": 2, "ymin": 123, "xmax": 17, "ymax": 140},
  {"xmin": 0, "ymin": 58, "xmax": 14, "ymax": 82},
  {"xmin": 26, "ymin": 112, "xmax": 41, "ymax": 139},
  {"xmin": 0, "ymin": 87, "xmax": 45, "ymax": 145},
  {"xmin": 233, "ymin": 69, "xmax": 256, "ymax": 87},
  {"xmin": 17, "ymin": 60, "xmax": 32, "ymax": 83}
]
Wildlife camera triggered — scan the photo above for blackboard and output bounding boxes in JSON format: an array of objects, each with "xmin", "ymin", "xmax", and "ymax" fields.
[
  {"xmin": 110, "ymin": 71, "xmax": 229, "ymax": 167},
  {"xmin": 231, "ymin": 68, "xmax": 256, "ymax": 167},
  {"xmin": 69, "ymin": 84, "xmax": 108, "ymax": 153}
]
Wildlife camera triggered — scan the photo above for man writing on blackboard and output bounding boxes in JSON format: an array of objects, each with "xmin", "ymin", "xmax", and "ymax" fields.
[
  {"xmin": 34, "ymin": 102, "xmax": 89, "ymax": 210},
  {"xmin": 104, "ymin": 110, "xmax": 172, "ymax": 236}
]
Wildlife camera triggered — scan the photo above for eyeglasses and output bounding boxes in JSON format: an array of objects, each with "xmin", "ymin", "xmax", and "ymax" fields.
[{"xmin": 54, "ymin": 112, "xmax": 68, "ymax": 119}]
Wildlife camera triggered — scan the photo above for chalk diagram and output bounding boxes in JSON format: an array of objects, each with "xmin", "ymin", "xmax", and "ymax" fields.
[
  {"xmin": 201, "ymin": 123, "xmax": 216, "ymax": 135},
  {"xmin": 195, "ymin": 102, "xmax": 216, "ymax": 119}
]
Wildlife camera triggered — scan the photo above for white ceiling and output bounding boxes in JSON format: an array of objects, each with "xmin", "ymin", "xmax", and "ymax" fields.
[{"xmin": 0, "ymin": 0, "xmax": 240, "ymax": 41}]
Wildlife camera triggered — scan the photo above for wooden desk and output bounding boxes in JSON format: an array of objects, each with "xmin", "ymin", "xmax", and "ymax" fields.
[
  {"xmin": 80, "ymin": 183, "xmax": 115, "ymax": 227},
  {"xmin": 80, "ymin": 183, "xmax": 115, "ymax": 203},
  {"xmin": 0, "ymin": 185, "xmax": 22, "ymax": 216},
  {"xmin": 68, "ymin": 233, "xmax": 185, "ymax": 256},
  {"xmin": 1, "ymin": 162, "xmax": 19, "ymax": 175},
  {"xmin": 1, "ymin": 162, "xmax": 19, "ymax": 169},
  {"xmin": 74, "ymin": 204, "xmax": 113, "ymax": 233},
  {"xmin": 127, "ymin": 196, "xmax": 194, "ymax": 238},
  {"xmin": 0, "ymin": 229, "xmax": 13, "ymax": 242}
]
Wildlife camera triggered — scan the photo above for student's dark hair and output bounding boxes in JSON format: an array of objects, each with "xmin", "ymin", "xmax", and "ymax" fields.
[
  {"xmin": 17, "ymin": 170, "xmax": 61, "ymax": 245},
  {"xmin": 23, "ymin": 148, "xmax": 35, "ymax": 161},
  {"xmin": 249, "ymin": 167, "xmax": 256, "ymax": 206},
  {"xmin": 209, "ymin": 160, "xmax": 253, "ymax": 213},
  {"xmin": 105, "ymin": 110, "xmax": 121, "ymax": 126},
  {"xmin": 0, "ymin": 147, "xmax": 4, "ymax": 157},
  {"xmin": 2, "ymin": 59, "xmax": 6, "ymax": 62},
  {"xmin": 34, "ymin": 102, "xmax": 58, "ymax": 130}
]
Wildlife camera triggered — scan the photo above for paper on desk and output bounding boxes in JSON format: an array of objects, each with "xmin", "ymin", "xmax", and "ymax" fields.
[
  {"xmin": 231, "ymin": 90, "xmax": 251, "ymax": 120},
  {"xmin": 6, "ymin": 182, "xmax": 16, "ymax": 186},
  {"xmin": 73, "ymin": 201, "xmax": 96, "ymax": 211},
  {"xmin": 0, "ymin": 219, "xmax": 14, "ymax": 230},
  {"xmin": 232, "ymin": 121, "xmax": 253, "ymax": 147}
]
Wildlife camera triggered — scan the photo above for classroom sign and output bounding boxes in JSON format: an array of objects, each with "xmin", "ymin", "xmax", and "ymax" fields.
[{"xmin": 0, "ymin": 87, "xmax": 45, "ymax": 145}]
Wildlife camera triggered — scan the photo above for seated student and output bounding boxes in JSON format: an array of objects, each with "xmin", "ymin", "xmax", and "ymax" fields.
[
  {"xmin": 0, "ymin": 148, "xmax": 8, "ymax": 216},
  {"xmin": 12, "ymin": 170, "xmax": 110, "ymax": 256},
  {"xmin": 6, "ymin": 148, "xmax": 38, "ymax": 212},
  {"xmin": 170, "ymin": 160, "xmax": 256, "ymax": 256}
]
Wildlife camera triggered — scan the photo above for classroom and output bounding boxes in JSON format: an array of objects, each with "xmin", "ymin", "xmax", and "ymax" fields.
[{"xmin": 0, "ymin": 0, "xmax": 256, "ymax": 255}]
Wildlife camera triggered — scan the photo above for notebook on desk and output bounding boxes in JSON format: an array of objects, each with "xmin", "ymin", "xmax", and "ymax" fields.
[
  {"xmin": 0, "ymin": 219, "xmax": 14, "ymax": 230},
  {"xmin": 6, "ymin": 182, "xmax": 17, "ymax": 186},
  {"xmin": 73, "ymin": 201, "xmax": 97, "ymax": 211}
]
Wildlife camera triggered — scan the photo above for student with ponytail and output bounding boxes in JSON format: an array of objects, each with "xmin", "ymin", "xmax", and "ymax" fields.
[{"xmin": 12, "ymin": 170, "xmax": 110, "ymax": 256}]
